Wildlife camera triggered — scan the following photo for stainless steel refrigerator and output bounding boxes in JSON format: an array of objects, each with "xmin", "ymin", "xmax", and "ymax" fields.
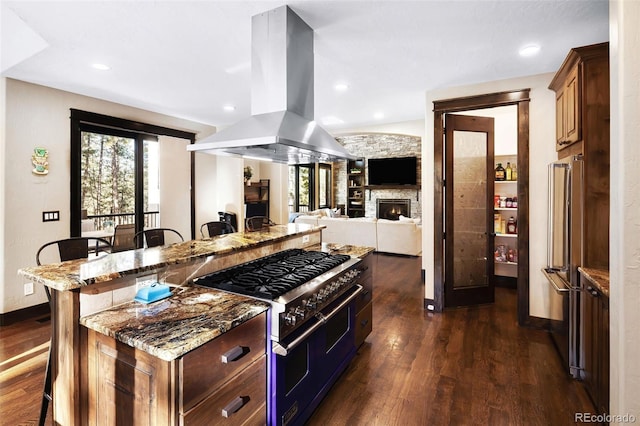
[{"xmin": 542, "ymin": 154, "xmax": 583, "ymax": 378}]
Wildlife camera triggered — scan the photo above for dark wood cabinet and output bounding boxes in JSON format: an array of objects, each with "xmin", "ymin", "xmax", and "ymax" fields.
[
  {"xmin": 549, "ymin": 43, "xmax": 608, "ymax": 152},
  {"xmin": 553, "ymin": 63, "xmax": 581, "ymax": 149},
  {"xmin": 86, "ymin": 314, "xmax": 267, "ymax": 425},
  {"xmin": 550, "ymin": 42, "xmax": 610, "ymax": 270},
  {"xmin": 354, "ymin": 252, "xmax": 373, "ymax": 347},
  {"xmin": 244, "ymin": 179, "xmax": 270, "ymax": 219},
  {"xmin": 347, "ymin": 159, "xmax": 365, "ymax": 218},
  {"xmin": 580, "ymin": 275, "xmax": 609, "ymax": 416}
]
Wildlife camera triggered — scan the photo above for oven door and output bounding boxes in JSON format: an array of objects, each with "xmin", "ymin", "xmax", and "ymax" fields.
[{"xmin": 269, "ymin": 285, "xmax": 362, "ymax": 426}]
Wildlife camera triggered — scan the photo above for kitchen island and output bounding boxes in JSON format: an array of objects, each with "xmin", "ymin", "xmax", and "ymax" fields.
[{"xmin": 18, "ymin": 224, "xmax": 323, "ymax": 426}]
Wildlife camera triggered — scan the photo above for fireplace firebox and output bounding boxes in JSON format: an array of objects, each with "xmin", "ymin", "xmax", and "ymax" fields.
[{"xmin": 376, "ymin": 199, "xmax": 411, "ymax": 220}]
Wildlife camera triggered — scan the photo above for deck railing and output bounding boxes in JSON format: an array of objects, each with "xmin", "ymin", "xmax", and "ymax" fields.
[{"xmin": 85, "ymin": 211, "xmax": 160, "ymax": 230}]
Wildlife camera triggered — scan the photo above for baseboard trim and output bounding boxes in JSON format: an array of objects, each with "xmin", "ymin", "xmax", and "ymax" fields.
[
  {"xmin": 0, "ymin": 303, "xmax": 50, "ymax": 326},
  {"xmin": 423, "ymin": 269, "xmax": 443, "ymax": 313},
  {"xmin": 522, "ymin": 315, "xmax": 551, "ymax": 331}
]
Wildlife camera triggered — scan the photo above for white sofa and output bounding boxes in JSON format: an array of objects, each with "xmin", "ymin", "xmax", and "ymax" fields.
[
  {"xmin": 294, "ymin": 214, "xmax": 421, "ymax": 256},
  {"xmin": 376, "ymin": 219, "xmax": 422, "ymax": 256},
  {"xmin": 318, "ymin": 217, "xmax": 378, "ymax": 249}
]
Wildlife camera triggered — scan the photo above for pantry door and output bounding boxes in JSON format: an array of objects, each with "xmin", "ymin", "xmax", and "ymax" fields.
[{"xmin": 444, "ymin": 114, "xmax": 495, "ymax": 307}]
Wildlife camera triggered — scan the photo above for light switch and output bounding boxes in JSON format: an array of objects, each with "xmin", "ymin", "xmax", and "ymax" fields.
[{"xmin": 42, "ymin": 211, "xmax": 60, "ymax": 222}]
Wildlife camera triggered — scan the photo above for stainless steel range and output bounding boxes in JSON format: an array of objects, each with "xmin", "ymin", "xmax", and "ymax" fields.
[{"xmin": 194, "ymin": 248, "xmax": 366, "ymax": 425}]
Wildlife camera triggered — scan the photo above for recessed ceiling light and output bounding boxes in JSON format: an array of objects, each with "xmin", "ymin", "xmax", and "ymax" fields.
[
  {"xmin": 334, "ymin": 83, "xmax": 349, "ymax": 91},
  {"xmin": 373, "ymin": 112, "xmax": 385, "ymax": 120},
  {"xmin": 91, "ymin": 63, "xmax": 110, "ymax": 71},
  {"xmin": 519, "ymin": 44, "xmax": 541, "ymax": 57},
  {"xmin": 223, "ymin": 105, "xmax": 236, "ymax": 112}
]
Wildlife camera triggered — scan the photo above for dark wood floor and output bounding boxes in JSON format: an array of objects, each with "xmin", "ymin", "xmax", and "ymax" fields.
[
  {"xmin": 307, "ymin": 254, "xmax": 595, "ymax": 425},
  {"xmin": 0, "ymin": 253, "xmax": 594, "ymax": 425}
]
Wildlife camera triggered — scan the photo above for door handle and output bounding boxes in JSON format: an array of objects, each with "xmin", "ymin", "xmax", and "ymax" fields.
[{"xmin": 272, "ymin": 285, "xmax": 363, "ymax": 356}]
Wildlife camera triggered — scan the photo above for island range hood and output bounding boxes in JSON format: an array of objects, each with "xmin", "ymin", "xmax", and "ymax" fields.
[{"xmin": 187, "ymin": 5, "xmax": 355, "ymax": 164}]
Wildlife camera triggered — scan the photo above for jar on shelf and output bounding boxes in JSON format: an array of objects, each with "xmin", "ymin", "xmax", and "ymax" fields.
[
  {"xmin": 495, "ymin": 163, "xmax": 506, "ymax": 181},
  {"xmin": 507, "ymin": 217, "xmax": 517, "ymax": 234},
  {"xmin": 506, "ymin": 197, "xmax": 513, "ymax": 208},
  {"xmin": 494, "ymin": 214, "xmax": 501, "ymax": 233}
]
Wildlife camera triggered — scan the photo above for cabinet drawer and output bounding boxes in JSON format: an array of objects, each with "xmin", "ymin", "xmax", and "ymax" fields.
[
  {"xmin": 355, "ymin": 302, "xmax": 372, "ymax": 347},
  {"xmin": 182, "ymin": 356, "xmax": 266, "ymax": 426},
  {"xmin": 181, "ymin": 314, "xmax": 266, "ymax": 413},
  {"xmin": 355, "ymin": 274, "xmax": 373, "ymax": 312}
]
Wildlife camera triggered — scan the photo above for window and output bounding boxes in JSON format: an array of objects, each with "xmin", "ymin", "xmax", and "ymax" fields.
[
  {"xmin": 318, "ymin": 164, "xmax": 332, "ymax": 208},
  {"xmin": 288, "ymin": 163, "xmax": 332, "ymax": 212},
  {"xmin": 70, "ymin": 110, "xmax": 196, "ymax": 239}
]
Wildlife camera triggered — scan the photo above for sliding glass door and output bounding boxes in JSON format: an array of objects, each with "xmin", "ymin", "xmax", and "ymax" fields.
[{"xmin": 77, "ymin": 125, "xmax": 158, "ymax": 245}]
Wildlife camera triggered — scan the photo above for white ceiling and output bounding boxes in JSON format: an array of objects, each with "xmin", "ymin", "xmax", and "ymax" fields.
[{"xmin": 1, "ymin": 0, "xmax": 609, "ymax": 132}]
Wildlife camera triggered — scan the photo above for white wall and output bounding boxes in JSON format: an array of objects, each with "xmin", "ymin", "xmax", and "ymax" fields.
[
  {"xmin": 337, "ymin": 119, "xmax": 425, "ymax": 138},
  {"xmin": 2, "ymin": 78, "xmax": 216, "ymax": 314},
  {"xmin": 194, "ymin": 153, "xmax": 218, "ymax": 238},
  {"xmin": 259, "ymin": 162, "xmax": 289, "ymax": 225},
  {"xmin": 610, "ymin": 0, "xmax": 640, "ymax": 419},
  {"xmin": 0, "ymin": 78, "xmax": 6, "ymax": 319},
  {"xmin": 159, "ymin": 136, "xmax": 191, "ymax": 240},
  {"xmin": 423, "ymin": 73, "xmax": 558, "ymax": 319},
  {"xmin": 458, "ymin": 105, "xmax": 518, "ymax": 155},
  {"xmin": 215, "ymin": 156, "xmax": 244, "ymax": 230}
]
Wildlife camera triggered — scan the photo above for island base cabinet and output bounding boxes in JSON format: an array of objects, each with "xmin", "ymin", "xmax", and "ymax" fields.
[
  {"xmin": 85, "ymin": 312, "xmax": 267, "ymax": 425},
  {"xmin": 580, "ymin": 277, "xmax": 610, "ymax": 416},
  {"xmin": 87, "ymin": 331, "xmax": 173, "ymax": 426},
  {"xmin": 354, "ymin": 252, "xmax": 373, "ymax": 347},
  {"xmin": 182, "ymin": 357, "xmax": 266, "ymax": 425}
]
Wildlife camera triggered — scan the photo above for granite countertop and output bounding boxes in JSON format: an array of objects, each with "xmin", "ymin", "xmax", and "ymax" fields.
[
  {"xmin": 80, "ymin": 286, "xmax": 269, "ymax": 361},
  {"xmin": 19, "ymin": 224, "xmax": 321, "ymax": 292},
  {"xmin": 578, "ymin": 267, "xmax": 610, "ymax": 297},
  {"xmin": 307, "ymin": 242, "xmax": 375, "ymax": 259}
]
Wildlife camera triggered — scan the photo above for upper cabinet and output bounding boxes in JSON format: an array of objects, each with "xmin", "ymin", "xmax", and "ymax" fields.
[
  {"xmin": 550, "ymin": 42, "xmax": 610, "ymax": 270},
  {"xmin": 549, "ymin": 42, "xmax": 609, "ymax": 153},
  {"xmin": 553, "ymin": 64, "xmax": 581, "ymax": 148}
]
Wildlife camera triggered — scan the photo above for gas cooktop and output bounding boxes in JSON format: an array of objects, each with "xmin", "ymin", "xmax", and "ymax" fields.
[{"xmin": 195, "ymin": 249, "xmax": 352, "ymax": 299}]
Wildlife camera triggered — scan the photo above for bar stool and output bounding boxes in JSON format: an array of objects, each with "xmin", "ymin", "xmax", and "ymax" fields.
[
  {"xmin": 200, "ymin": 221, "xmax": 236, "ymax": 238},
  {"xmin": 245, "ymin": 216, "xmax": 275, "ymax": 232},
  {"xmin": 133, "ymin": 228, "xmax": 184, "ymax": 248},
  {"xmin": 35, "ymin": 237, "xmax": 112, "ymax": 426}
]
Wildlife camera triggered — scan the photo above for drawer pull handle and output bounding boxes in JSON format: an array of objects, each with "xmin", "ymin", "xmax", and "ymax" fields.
[
  {"xmin": 360, "ymin": 319, "xmax": 369, "ymax": 327},
  {"xmin": 221, "ymin": 346, "xmax": 249, "ymax": 363},
  {"xmin": 222, "ymin": 396, "xmax": 249, "ymax": 418}
]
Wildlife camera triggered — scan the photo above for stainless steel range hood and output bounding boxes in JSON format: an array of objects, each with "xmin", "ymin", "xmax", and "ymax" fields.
[{"xmin": 188, "ymin": 5, "xmax": 354, "ymax": 164}]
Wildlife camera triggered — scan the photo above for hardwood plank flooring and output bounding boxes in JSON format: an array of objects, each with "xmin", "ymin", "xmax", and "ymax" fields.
[
  {"xmin": 0, "ymin": 314, "xmax": 51, "ymax": 425},
  {"xmin": 307, "ymin": 253, "xmax": 595, "ymax": 426},
  {"xmin": 0, "ymin": 253, "xmax": 594, "ymax": 425}
]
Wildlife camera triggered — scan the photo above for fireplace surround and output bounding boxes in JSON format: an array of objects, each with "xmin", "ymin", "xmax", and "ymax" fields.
[{"xmin": 376, "ymin": 199, "xmax": 411, "ymax": 220}]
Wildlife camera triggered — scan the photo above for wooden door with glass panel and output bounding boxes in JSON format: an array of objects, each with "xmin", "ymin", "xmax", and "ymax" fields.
[{"xmin": 444, "ymin": 114, "xmax": 495, "ymax": 307}]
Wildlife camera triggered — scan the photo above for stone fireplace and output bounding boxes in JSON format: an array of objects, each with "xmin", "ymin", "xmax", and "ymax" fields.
[{"xmin": 376, "ymin": 199, "xmax": 411, "ymax": 220}]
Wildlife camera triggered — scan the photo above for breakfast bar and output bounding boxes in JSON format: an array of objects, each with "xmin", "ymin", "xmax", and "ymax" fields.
[{"xmin": 18, "ymin": 224, "xmax": 323, "ymax": 425}]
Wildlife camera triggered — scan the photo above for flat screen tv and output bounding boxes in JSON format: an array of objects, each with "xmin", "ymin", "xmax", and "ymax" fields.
[{"xmin": 368, "ymin": 156, "xmax": 417, "ymax": 186}]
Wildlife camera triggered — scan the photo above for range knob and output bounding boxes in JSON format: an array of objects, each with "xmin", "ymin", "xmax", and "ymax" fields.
[
  {"xmin": 284, "ymin": 312, "xmax": 297, "ymax": 326},
  {"xmin": 306, "ymin": 296, "xmax": 317, "ymax": 310},
  {"xmin": 294, "ymin": 306, "xmax": 306, "ymax": 318}
]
